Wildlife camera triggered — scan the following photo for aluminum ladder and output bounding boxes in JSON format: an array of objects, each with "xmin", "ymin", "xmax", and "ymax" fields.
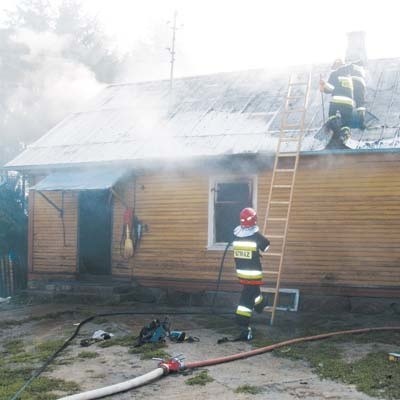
[{"xmin": 261, "ymin": 71, "xmax": 311, "ymax": 325}]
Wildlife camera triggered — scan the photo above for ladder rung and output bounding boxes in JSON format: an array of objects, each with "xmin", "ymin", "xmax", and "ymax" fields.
[
  {"xmin": 288, "ymin": 81, "xmax": 309, "ymax": 86},
  {"xmin": 277, "ymin": 152, "xmax": 298, "ymax": 157},
  {"xmin": 264, "ymin": 252, "xmax": 283, "ymax": 256},
  {"xmin": 263, "ymin": 271, "xmax": 279, "ymax": 275},
  {"xmin": 272, "ymin": 185, "xmax": 291, "ymax": 188},
  {"xmin": 281, "ymin": 123, "xmax": 303, "ymax": 129},
  {"xmin": 286, "ymin": 95, "xmax": 305, "ymax": 100},
  {"xmin": 266, "ymin": 235, "xmax": 285, "ymax": 238},
  {"xmin": 279, "ymin": 137, "xmax": 301, "ymax": 142},
  {"xmin": 275, "ymin": 169, "xmax": 295, "ymax": 172},
  {"xmin": 283, "ymin": 108, "xmax": 306, "ymax": 113},
  {"xmin": 270, "ymin": 200, "xmax": 290, "ymax": 204},
  {"xmin": 264, "ymin": 306, "xmax": 275, "ymax": 312},
  {"xmin": 266, "ymin": 218, "xmax": 287, "ymax": 222}
]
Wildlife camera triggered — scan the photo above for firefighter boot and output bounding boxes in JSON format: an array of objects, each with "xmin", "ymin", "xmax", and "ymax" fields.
[
  {"xmin": 327, "ymin": 113, "xmax": 342, "ymax": 135},
  {"xmin": 234, "ymin": 327, "xmax": 253, "ymax": 342},
  {"xmin": 357, "ymin": 109, "xmax": 366, "ymax": 130},
  {"xmin": 339, "ymin": 127, "xmax": 351, "ymax": 143}
]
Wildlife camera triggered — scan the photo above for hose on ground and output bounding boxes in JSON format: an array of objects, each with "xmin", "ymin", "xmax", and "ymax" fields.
[
  {"xmin": 9, "ymin": 310, "xmax": 231, "ymax": 400},
  {"xmin": 57, "ymin": 368, "xmax": 165, "ymax": 400},
  {"xmin": 56, "ymin": 326, "xmax": 400, "ymax": 400},
  {"xmin": 185, "ymin": 326, "xmax": 400, "ymax": 369}
]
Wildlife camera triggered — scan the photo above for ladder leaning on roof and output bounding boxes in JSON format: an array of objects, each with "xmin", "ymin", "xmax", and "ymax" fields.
[{"xmin": 261, "ymin": 71, "xmax": 311, "ymax": 326}]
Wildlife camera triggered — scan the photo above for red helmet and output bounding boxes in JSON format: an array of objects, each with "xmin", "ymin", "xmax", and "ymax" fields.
[{"xmin": 240, "ymin": 207, "xmax": 257, "ymax": 228}]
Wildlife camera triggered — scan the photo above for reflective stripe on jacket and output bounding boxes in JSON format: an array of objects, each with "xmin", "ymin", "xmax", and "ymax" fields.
[{"xmin": 233, "ymin": 240, "xmax": 263, "ymax": 284}]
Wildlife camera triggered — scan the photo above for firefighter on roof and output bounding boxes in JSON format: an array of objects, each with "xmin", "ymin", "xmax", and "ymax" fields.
[
  {"xmin": 350, "ymin": 60, "xmax": 367, "ymax": 129},
  {"xmin": 320, "ymin": 58, "xmax": 355, "ymax": 148},
  {"xmin": 232, "ymin": 207, "xmax": 270, "ymax": 341}
]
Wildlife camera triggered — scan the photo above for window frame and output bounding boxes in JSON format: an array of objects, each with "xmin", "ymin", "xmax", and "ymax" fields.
[{"xmin": 207, "ymin": 175, "xmax": 258, "ymax": 250}]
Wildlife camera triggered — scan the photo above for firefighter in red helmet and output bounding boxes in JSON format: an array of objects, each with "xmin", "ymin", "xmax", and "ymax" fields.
[{"xmin": 232, "ymin": 207, "xmax": 270, "ymax": 341}]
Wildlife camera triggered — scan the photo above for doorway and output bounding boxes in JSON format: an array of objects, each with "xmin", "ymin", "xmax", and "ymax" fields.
[{"xmin": 78, "ymin": 190, "xmax": 112, "ymax": 276}]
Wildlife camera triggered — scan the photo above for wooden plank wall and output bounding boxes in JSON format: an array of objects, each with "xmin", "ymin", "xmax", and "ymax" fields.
[
  {"xmin": 28, "ymin": 151, "xmax": 400, "ymax": 297},
  {"xmin": 279, "ymin": 152, "xmax": 400, "ymax": 295},
  {"xmin": 113, "ymin": 171, "xmax": 231, "ymax": 288},
  {"xmin": 31, "ymin": 191, "xmax": 78, "ymax": 275},
  {"xmin": 115, "ymin": 153, "xmax": 400, "ymax": 296}
]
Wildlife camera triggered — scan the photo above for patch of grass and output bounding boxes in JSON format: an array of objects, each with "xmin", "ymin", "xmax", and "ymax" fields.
[
  {"xmin": 0, "ymin": 318, "xmax": 28, "ymax": 329},
  {"xmin": 92, "ymin": 317, "xmax": 109, "ymax": 324},
  {"xmin": 0, "ymin": 337, "xmax": 80, "ymax": 400},
  {"xmin": 77, "ymin": 351, "xmax": 99, "ymax": 359},
  {"xmin": 0, "ymin": 311, "xmax": 75, "ymax": 330},
  {"xmin": 3, "ymin": 339, "xmax": 25, "ymax": 354},
  {"xmin": 344, "ymin": 352, "xmax": 400, "ymax": 399},
  {"xmin": 97, "ymin": 335, "xmax": 135, "ymax": 348},
  {"xmin": 25, "ymin": 377, "xmax": 80, "ymax": 399},
  {"xmin": 129, "ymin": 343, "xmax": 170, "ymax": 360},
  {"xmin": 35, "ymin": 339, "xmax": 67, "ymax": 361},
  {"xmin": 235, "ymin": 384, "xmax": 263, "ymax": 395},
  {"xmin": 274, "ymin": 339, "xmax": 400, "ymax": 399},
  {"xmin": 185, "ymin": 370, "xmax": 214, "ymax": 386},
  {"xmin": 350, "ymin": 331, "xmax": 400, "ymax": 346}
]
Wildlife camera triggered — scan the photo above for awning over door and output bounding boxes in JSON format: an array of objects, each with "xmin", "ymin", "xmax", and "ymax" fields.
[{"xmin": 32, "ymin": 168, "xmax": 128, "ymax": 191}]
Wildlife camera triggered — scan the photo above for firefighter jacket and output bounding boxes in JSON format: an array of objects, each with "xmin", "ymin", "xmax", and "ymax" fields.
[
  {"xmin": 233, "ymin": 232, "xmax": 270, "ymax": 285},
  {"xmin": 323, "ymin": 64, "xmax": 354, "ymax": 108},
  {"xmin": 350, "ymin": 63, "xmax": 366, "ymax": 109}
]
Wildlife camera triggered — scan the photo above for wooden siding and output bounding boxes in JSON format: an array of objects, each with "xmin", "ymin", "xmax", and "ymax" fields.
[
  {"xmin": 116, "ymin": 154, "xmax": 400, "ymax": 296},
  {"xmin": 280, "ymin": 152, "xmax": 400, "ymax": 293},
  {"xmin": 28, "ymin": 152, "xmax": 400, "ymax": 297},
  {"xmin": 31, "ymin": 191, "xmax": 78, "ymax": 274},
  {"xmin": 116, "ymin": 172, "xmax": 224, "ymax": 281}
]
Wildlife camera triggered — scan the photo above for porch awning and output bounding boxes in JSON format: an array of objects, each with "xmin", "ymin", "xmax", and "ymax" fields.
[{"xmin": 32, "ymin": 168, "xmax": 128, "ymax": 191}]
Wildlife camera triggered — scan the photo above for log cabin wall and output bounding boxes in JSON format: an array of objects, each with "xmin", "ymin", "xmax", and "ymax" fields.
[
  {"xmin": 281, "ymin": 152, "xmax": 400, "ymax": 297},
  {"xmin": 115, "ymin": 152, "xmax": 400, "ymax": 297},
  {"xmin": 29, "ymin": 190, "xmax": 78, "ymax": 278},
  {"xmin": 112, "ymin": 171, "xmax": 224, "ymax": 287},
  {"xmin": 27, "ymin": 151, "xmax": 400, "ymax": 298}
]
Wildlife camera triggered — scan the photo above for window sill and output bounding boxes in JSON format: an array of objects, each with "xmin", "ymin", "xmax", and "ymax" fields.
[{"xmin": 207, "ymin": 243, "xmax": 232, "ymax": 251}]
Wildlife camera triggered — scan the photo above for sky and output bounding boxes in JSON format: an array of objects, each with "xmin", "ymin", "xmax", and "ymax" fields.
[
  {"xmin": 80, "ymin": 0, "xmax": 400, "ymax": 79},
  {"xmin": 1, "ymin": 0, "xmax": 399, "ymax": 80}
]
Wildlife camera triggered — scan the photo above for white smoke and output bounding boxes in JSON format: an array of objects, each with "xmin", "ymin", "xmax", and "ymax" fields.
[{"xmin": 6, "ymin": 28, "xmax": 104, "ymax": 145}]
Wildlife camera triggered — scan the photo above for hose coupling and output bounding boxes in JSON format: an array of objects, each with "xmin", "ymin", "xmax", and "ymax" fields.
[{"xmin": 156, "ymin": 354, "xmax": 185, "ymax": 375}]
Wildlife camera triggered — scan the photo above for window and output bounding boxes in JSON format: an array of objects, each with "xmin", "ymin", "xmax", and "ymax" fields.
[{"xmin": 208, "ymin": 177, "xmax": 256, "ymax": 247}]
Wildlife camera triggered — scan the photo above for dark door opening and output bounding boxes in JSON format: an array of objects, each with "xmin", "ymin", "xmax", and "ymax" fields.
[{"xmin": 78, "ymin": 190, "xmax": 112, "ymax": 276}]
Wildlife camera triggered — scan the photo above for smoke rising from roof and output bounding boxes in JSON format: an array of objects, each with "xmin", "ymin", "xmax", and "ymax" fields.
[{"xmin": 8, "ymin": 28, "xmax": 103, "ymax": 139}]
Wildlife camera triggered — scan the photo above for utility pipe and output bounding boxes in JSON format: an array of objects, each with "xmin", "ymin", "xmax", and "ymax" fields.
[{"xmin": 57, "ymin": 326, "xmax": 400, "ymax": 400}]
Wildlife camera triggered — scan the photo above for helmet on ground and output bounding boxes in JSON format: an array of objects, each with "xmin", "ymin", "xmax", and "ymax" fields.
[{"xmin": 240, "ymin": 207, "xmax": 257, "ymax": 228}]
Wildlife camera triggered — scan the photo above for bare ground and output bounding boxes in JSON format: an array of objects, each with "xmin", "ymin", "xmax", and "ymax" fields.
[{"xmin": 1, "ymin": 301, "xmax": 399, "ymax": 400}]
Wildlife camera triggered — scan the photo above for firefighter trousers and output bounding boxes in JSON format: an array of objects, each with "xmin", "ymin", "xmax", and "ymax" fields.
[{"xmin": 235, "ymin": 284, "xmax": 265, "ymax": 327}]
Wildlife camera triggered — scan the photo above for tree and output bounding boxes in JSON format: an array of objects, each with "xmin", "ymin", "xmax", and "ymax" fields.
[
  {"xmin": 0, "ymin": 0, "xmax": 121, "ymax": 166},
  {"xmin": 0, "ymin": 174, "xmax": 27, "ymax": 254}
]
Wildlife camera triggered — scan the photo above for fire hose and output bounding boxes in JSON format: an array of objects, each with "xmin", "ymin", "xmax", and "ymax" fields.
[{"xmin": 57, "ymin": 326, "xmax": 400, "ymax": 400}]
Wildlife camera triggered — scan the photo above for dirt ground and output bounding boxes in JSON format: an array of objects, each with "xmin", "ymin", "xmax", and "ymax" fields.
[{"xmin": 1, "ymin": 300, "xmax": 399, "ymax": 400}]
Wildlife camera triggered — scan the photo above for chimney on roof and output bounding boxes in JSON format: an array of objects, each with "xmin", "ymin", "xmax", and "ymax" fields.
[{"xmin": 345, "ymin": 31, "xmax": 367, "ymax": 64}]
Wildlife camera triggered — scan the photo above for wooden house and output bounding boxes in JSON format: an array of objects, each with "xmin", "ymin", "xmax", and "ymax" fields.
[{"xmin": 5, "ymin": 58, "xmax": 400, "ymax": 303}]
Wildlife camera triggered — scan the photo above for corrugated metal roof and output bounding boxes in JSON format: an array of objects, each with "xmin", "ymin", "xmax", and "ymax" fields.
[
  {"xmin": 32, "ymin": 167, "xmax": 128, "ymax": 191},
  {"xmin": 6, "ymin": 59, "xmax": 400, "ymax": 170}
]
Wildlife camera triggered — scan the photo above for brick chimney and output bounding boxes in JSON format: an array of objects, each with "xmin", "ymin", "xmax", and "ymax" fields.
[{"xmin": 345, "ymin": 31, "xmax": 367, "ymax": 64}]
